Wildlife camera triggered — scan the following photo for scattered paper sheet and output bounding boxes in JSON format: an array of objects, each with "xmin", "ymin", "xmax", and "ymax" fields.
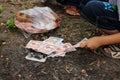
[{"xmin": 25, "ymin": 37, "xmax": 87, "ymax": 62}]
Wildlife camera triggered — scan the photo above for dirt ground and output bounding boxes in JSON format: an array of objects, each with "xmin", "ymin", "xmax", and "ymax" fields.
[{"xmin": 0, "ymin": 0, "xmax": 120, "ymax": 80}]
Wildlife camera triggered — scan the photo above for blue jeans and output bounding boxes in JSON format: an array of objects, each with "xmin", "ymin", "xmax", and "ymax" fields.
[
  {"xmin": 56, "ymin": 0, "xmax": 120, "ymax": 31},
  {"xmin": 56, "ymin": 0, "xmax": 107, "ymax": 8},
  {"xmin": 81, "ymin": 1, "xmax": 120, "ymax": 31}
]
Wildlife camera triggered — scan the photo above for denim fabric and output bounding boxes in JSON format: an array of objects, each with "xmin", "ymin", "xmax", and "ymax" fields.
[
  {"xmin": 56, "ymin": 0, "xmax": 107, "ymax": 8},
  {"xmin": 81, "ymin": 1, "xmax": 120, "ymax": 31},
  {"xmin": 56, "ymin": 0, "xmax": 90, "ymax": 8},
  {"xmin": 56, "ymin": 0, "xmax": 120, "ymax": 31}
]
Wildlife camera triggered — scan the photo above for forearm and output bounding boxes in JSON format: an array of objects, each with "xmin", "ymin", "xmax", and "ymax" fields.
[
  {"xmin": 117, "ymin": 0, "xmax": 120, "ymax": 21},
  {"xmin": 97, "ymin": 33, "xmax": 120, "ymax": 46}
]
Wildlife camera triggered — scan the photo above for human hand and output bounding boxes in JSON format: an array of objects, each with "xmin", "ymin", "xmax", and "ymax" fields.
[{"xmin": 80, "ymin": 37, "xmax": 102, "ymax": 50}]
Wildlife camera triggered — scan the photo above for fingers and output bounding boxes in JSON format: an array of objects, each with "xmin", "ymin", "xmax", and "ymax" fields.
[
  {"xmin": 80, "ymin": 41, "xmax": 95, "ymax": 50},
  {"xmin": 80, "ymin": 41, "xmax": 87, "ymax": 48}
]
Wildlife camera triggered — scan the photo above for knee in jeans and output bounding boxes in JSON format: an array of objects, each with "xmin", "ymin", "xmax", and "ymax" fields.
[
  {"xmin": 82, "ymin": 1, "xmax": 102, "ymax": 16},
  {"xmin": 56, "ymin": 0, "xmax": 67, "ymax": 5},
  {"xmin": 83, "ymin": 1, "xmax": 101, "ymax": 11}
]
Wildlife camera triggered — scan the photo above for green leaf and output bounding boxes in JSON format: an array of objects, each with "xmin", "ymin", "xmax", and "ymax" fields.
[
  {"xmin": 7, "ymin": 19, "xmax": 14, "ymax": 27},
  {"xmin": 7, "ymin": 18, "xmax": 18, "ymax": 31},
  {"xmin": 0, "ymin": 5, "xmax": 3, "ymax": 13}
]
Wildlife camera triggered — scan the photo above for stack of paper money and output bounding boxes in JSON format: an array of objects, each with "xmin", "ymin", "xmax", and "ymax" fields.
[
  {"xmin": 25, "ymin": 37, "xmax": 77, "ymax": 62},
  {"xmin": 25, "ymin": 37, "xmax": 87, "ymax": 62}
]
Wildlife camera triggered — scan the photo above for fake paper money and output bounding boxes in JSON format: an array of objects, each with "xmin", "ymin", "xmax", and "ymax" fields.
[
  {"xmin": 55, "ymin": 43, "xmax": 76, "ymax": 53},
  {"xmin": 25, "ymin": 40, "xmax": 42, "ymax": 51},
  {"xmin": 43, "ymin": 36, "xmax": 63, "ymax": 46},
  {"xmin": 25, "ymin": 37, "xmax": 87, "ymax": 62},
  {"xmin": 49, "ymin": 43, "xmax": 76, "ymax": 57},
  {"xmin": 74, "ymin": 38, "xmax": 88, "ymax": 48},
  {"xmin": 38, "ymin": 43, "xmax": 58, "ymax": 55}
]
